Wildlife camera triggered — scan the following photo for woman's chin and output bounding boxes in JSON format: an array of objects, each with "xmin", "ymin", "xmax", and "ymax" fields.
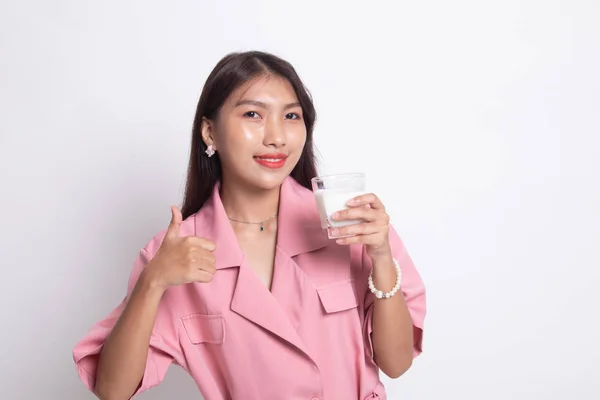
[{"xmin": 244, "ymin": 169, "xmax": 291, "ymax": 191}]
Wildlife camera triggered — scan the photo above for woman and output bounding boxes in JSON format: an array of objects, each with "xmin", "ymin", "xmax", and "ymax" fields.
[{"xmin": 73, "ymin": 51, "xmax": 426, "ymax": 400}]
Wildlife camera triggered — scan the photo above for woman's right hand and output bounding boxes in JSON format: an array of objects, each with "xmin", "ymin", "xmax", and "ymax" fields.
[{"xmin": 143, "ymin": 206, "xmax": 217, "ymax": 291}]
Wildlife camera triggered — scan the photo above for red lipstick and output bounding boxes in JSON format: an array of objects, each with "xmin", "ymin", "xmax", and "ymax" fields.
[{"xmin": 254, "ymin": 153, "xmax": 288, "ymax": 169}]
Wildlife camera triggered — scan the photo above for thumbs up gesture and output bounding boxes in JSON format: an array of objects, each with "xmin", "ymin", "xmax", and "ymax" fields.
[{"xmin": 143, "ymin": 206, "xmax": 217, "ymax": 291}]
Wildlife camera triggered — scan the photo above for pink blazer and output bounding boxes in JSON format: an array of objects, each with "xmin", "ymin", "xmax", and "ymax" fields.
[{"xmin": 73, "ymin": 177, "xmax": 426, "ymax": 400}]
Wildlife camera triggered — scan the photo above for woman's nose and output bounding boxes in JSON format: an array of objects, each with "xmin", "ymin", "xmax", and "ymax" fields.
[{"xmin": 263, "ymin": 119, "xmax": 286, "ymax": 147}]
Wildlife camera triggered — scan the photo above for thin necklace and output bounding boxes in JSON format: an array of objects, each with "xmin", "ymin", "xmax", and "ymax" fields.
[{"xmin": 227, "ymin": 213, "xmax": 277, "ymax": 232}]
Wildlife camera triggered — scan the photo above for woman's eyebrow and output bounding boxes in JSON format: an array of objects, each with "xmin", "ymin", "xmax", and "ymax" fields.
[
  {"xmin": 234, "ymin": 99, "xmax": 267, "ymax": 108},
  {"xmin": 283, "ymin": 102, "xmax": 301, "ymax": 110},
  {"xmin": 234, "ymin": 99, "xmax": 301, "ymax": 110}
]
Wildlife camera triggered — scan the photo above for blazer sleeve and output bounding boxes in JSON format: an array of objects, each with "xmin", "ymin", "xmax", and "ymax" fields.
[{"xmin": 72, "ymin": 247, "xmax": 184, "ymax": 397}]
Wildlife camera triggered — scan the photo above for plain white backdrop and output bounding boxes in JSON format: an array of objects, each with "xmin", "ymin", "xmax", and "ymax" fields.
[{"xmin": 1, "ymin": 0, "xmax": 599, "ymax": 399}]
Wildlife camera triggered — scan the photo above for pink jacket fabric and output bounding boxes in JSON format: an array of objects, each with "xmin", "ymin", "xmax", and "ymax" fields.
[{"xmin": 73, "ymin": 177, "xmax": 426, "ymax": 400}]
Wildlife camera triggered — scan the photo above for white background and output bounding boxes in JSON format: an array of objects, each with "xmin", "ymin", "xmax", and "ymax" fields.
[{"xmin": 1, "ymin": 0, "xmax": 599, "ymax": 399}]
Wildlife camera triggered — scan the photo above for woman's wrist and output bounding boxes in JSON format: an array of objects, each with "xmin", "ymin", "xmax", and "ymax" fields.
[
  {"xmin": 369, "ymin": 256, "xmax": 402, "ymax": 299},
  {"xmin": 370, "ymin": 251, "xmax": 394, "ymax": 269},
  {"xmin": 138, "ymin": 266, "xmax": 169, "ymax": 296}
]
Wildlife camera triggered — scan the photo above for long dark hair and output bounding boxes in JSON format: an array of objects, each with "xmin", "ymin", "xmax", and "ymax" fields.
[{"xmin": 181, "ymin": 51, "xmax": 318, "ymax": 220}]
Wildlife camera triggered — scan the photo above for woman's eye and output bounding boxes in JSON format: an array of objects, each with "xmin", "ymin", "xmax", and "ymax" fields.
[
  {"xmin": 286, "ymin": 112, "xmax": 301, "ymax": 120},
  {"xmin": 244, "ymin": 111, "xmax": 260, "ymax": 118}
]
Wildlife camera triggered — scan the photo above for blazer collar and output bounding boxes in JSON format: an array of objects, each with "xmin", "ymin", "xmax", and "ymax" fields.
[{"xmin": 194, "ymin": 176, "xmax": 328, "ymax": 269}]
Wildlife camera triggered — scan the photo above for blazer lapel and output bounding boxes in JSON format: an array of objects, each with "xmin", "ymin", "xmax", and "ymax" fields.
[
  {"xmin": 194, "ymin": 179, "xmax": 326, "ymax": 358},
  {"xmin": 276, "ymin": 177, "xmax": 329, "ymax": 258}
]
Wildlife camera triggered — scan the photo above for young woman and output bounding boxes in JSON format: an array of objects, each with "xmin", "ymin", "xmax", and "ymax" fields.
[{"xmin": 73, "ymin": 51, "xmax": 426, "ymax": 400}]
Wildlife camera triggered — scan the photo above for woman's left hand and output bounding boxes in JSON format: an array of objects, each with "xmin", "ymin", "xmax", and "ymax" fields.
[{"xmin": 330, "ymin": 193, "xmax": 393, "ymax": 260}]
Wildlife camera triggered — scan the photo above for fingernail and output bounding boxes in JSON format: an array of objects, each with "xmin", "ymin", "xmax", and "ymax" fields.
[
  {"xmin": 331, "ymin": 229, "xmax": 339, "ymax": 236},
  {"xmin": 332, "ymin": 212, "xmax": 340, "ymax": 219}
]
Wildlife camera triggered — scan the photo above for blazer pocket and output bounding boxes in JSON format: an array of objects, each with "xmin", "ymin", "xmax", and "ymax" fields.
[
  {"xmin": 181, "ymin": 313, "xmax": 225, "ymax": 345},
  {"xmin": 316, "ymin": 279, "xmax": 359, "ymax": 313}
]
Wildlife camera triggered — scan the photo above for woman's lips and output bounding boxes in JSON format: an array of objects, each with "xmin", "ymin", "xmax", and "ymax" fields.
[{"xmin": 253, "ymin": 153, "xmax": 288, "ymax": 169}]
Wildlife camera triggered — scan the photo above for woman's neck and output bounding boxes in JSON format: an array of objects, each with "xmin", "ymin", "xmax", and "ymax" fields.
[{"xmin": 219, "ymin": 178, "xmax": 281, "ymax": 223}]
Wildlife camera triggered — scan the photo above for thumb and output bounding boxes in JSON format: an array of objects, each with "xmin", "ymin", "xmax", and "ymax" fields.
[{"xmin": 165, "ymin": 205, "xmax": 183, "ymax": 240}]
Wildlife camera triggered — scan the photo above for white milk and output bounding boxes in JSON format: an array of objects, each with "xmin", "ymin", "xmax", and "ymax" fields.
[{"xmin": 314, "ymin": 189, "xmax": 366, "ymax": 229}]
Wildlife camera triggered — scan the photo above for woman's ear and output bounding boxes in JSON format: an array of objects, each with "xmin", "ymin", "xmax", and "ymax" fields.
[{"xmin": 201, "ymin": 117, "xmax": 217, "ymax": 150}]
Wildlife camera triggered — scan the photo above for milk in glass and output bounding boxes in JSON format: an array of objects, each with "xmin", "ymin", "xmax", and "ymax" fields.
[
  {"xmin": 311, "ymin": 173, "xmax": 366, "ymax": 239},
  {"xmin": 314, "ymin": 188, "xmax": 365, "ymax": 229}
]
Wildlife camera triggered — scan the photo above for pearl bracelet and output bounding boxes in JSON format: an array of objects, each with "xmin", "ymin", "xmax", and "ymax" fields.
[{"xmin": 368, "ymin": 258, "xmax": 402, "ymax": 299}]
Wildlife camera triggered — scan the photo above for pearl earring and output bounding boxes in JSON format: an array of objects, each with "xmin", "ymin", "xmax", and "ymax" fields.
[{"xmin": 205, "ymin": 145, "xmax": 215, "ymax": 157}]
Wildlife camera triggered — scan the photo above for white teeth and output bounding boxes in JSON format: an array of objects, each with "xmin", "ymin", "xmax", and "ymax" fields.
[{"xmin": 257, "ymin": 158, "xmax": 283, "ymax": 162}]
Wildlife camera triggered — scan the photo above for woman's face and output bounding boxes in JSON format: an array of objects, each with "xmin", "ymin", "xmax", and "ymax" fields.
[{"xmin": 202, "ymin": 75, "xmax": 307, "ymax": 191}]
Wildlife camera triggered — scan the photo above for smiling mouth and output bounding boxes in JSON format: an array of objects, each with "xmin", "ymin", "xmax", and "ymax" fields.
[
  {"xmin": 253, "ymin": 154, "xmax": 288, "ymax": 169},
  {"xmin": 255, "ymin": 157, "xmax": 283, "ymax": 162}
]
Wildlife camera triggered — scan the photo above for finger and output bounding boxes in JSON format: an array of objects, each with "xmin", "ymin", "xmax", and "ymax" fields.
[
  {"xmin": 199, "ymin": 262, "xmax": 217, "ymax": 275},
  {"xmin": 335, "ymin": 233, "xmax": 383, "ymax": 246},
  {"xmin": 330, "ymin": 222, "xmax": 383, "ymax": 238},
  {"xmin": 331, "ymin": 207, "xmax": 386, "ymax": 223},
  {"xmin": 186, "ymin": 246, "xmax": 217, "ymax": 270},
  {"xmin": 185, "ymin": 236, "xmax": 217, "ymax": 252},
  {"xmin": 198, "ymin": 238, "xmax": 217, "ymax": 252},
  {"xmin": 198, "ymin": 264, "xmax": 216, "ymax": 276},
  {"xmin": 347, "ymin": 193, "xmax": 385, "ymax": 210},
  {"xmin": 165, "ymin": 206, "xmax": 183, "ymax": 239},
  {"xmin": 192, "ymin": 269, "xmax": 214, "ymax": 283},
  {"xmin": 197, "ymin": 254, "xmax": 217, "ymax": 273}
]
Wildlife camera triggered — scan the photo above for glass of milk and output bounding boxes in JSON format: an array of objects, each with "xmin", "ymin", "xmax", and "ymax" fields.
[{"xmin": 311, "ymin": 173, "xmax": 367, "ymax": 239}]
